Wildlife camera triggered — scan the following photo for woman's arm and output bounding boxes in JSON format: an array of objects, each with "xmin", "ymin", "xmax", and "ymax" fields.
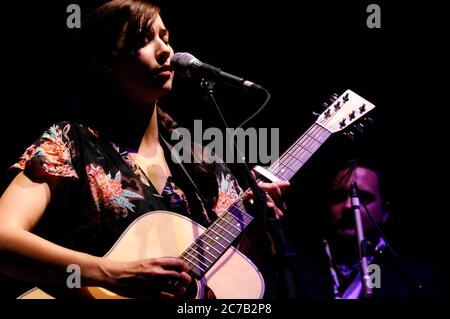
[
  {"xmin": 0, "ymin": 172, "xmax": 105, "ymax": 286},
  {"xmin": 0, "ymin": 172, "xmax": 191, "ymax": 298}
]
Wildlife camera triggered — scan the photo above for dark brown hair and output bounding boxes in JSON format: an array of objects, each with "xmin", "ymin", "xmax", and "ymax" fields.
[
  {"xmin": 80, "ymin": 0, "xmax": 219, "ymax": 214},
  {"xmin": 84, "ymin": 0, "xmax": 160, "ymax": 76}
]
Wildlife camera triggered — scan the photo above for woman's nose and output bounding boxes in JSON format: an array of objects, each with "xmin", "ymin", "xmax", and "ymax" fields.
[{"xmin": 156, "ymin": 40, "xmax": 171, "ymax": 65}]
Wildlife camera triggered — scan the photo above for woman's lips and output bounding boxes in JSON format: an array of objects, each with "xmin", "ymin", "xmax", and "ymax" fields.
[
  {"xmin": 155, "ymin": 65, "xmax": 173, "ymax": 78},
  {"xmin": 157, "ymin": 70, "xmax": 173, "ymax": 77}
]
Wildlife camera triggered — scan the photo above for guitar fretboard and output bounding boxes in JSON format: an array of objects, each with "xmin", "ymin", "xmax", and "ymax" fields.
[
  {"xmin": 179, "ymin": 122, "xmax": 332, "ymax": 278},
  {"xmin": 179, "ymin": 203, "xmax": 253, "ymax": 278},
  {"xmin": 268, "ymin": 123, "xmax": 331, "ymax": 180}
]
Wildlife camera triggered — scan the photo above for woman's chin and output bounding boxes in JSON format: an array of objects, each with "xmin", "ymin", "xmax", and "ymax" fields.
[
  {"xmin": 144, "ymin": 85, "xmax": 172, "ymax": 102},
  {"xmin": 154, "ymin": 79, "xmax": 173, "ymax": 97}
]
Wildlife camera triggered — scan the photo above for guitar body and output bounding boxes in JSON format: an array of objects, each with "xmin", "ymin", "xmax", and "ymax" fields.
[{"xmin": 18, "ymin": 211, "xmax": 264, "ymax": 299}]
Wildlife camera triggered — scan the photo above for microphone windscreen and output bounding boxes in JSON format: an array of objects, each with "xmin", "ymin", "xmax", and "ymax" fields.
[{"xmin": 171, "ymin": 52, "xmax": 197, "ymax": 77}]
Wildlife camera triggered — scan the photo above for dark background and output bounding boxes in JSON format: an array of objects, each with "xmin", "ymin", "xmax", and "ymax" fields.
[{"xmin": 0, "ymin": 1, "xmax": 447, "ymax": 270}]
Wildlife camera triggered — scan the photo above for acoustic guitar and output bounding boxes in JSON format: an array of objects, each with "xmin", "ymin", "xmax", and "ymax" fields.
[{"xmin": 19, "ymin": 89, "xmax": 375, "ymax": 299}]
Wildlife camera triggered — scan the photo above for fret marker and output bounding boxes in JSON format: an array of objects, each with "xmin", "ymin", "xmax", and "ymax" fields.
[
  {"xmin": 236, "ymin": 223, "xmax": 241, "ymax": 227},
  {"xmin": 215, "ymin": 236, "xmax": 219, "ymax": 240},
  {"xmin": 206, "ymin": 246, "xmax": 210, "ymax": 250}
]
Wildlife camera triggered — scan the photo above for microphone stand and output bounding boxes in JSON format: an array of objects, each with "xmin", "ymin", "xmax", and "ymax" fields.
[
  {"xmin": 200, "ymin": 80, "xmax": 299, "ymax": 298},
  {"xmin": 350, "ymin": 182, "xmax": 373, "ymax": 298},
  {"xmin": 200, "ymin": 80, "xmax": 271, "ymax": 249}
]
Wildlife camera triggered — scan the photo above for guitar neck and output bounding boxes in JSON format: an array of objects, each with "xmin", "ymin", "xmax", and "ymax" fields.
[
  {"xmin": 267, "ymin": 123, "xmax": 331, "ymax": 180},
  {"xmin": 179, "ymin": 122, "xmax": 332, "ymax": 279},
  {"xmin": 179, "ymin": 89, "xmax": 375, "ymax": 278}
]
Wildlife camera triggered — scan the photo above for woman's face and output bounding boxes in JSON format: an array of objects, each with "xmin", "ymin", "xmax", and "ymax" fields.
[{"xmin": 113, "ymin": 14, "xmax": 174, "ymax": 105}]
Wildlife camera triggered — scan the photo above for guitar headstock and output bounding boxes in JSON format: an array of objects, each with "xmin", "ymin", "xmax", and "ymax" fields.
[{"xmin": 315, "ymin": 89, "xmax": 375, "ymax": 134}]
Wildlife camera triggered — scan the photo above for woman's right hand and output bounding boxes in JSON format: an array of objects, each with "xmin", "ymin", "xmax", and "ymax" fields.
[{"xmin": 98, "ymin": 257, "xmax": 192, "ymax": 299}]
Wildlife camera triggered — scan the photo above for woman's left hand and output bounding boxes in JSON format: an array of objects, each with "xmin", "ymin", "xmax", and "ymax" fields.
[{"xmin": 244, "ymin": 172, "xmax": 290, "ymax": 219}]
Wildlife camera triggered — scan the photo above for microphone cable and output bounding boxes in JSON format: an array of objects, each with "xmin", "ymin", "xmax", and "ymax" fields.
[{"xmin": 237, "ymin": 88, "xmax": 271, "ymax": 129}]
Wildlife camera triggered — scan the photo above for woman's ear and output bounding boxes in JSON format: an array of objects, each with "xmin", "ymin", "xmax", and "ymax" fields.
[{"xmin": 382, "ymin": 200, "xmax": 390, "ymax": 223}]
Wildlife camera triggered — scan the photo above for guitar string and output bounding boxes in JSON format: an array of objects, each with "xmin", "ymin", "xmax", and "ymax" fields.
[
  {"xmin": 179, "ymin": 208, "xmax": 250, "ymax": 274},
  {"xmin": 269, "ymin": 124, "xmax": 320, "ymax": 178},
  {"xmin": 180, "ymin": 209, "xmax": 249, "ymax": 269},
  {"xmin": 270, "ymin": 124, "xmax": 330, "ymax": 180}
]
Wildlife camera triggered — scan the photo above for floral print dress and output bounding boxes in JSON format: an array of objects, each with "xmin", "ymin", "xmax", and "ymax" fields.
[{"xmin": 10, "ymin": 122, "xmax": 242, "ymax": 257}]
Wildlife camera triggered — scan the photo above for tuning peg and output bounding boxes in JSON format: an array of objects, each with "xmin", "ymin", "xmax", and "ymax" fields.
[
  {"xmin": 343, "ymin": 130, "xmax": 356, "ymax": 141},
  {"xmin": 322, "ymin": 102, "xmax": 329, "ymax": 109},
  {"xmin": 330, "ymin": 93, "xmax": 339, "ymax": 103},
  {"xmin": 312, "ymin": 111, "xmax": 321, "ymax": 117},
  {"xmin": 359, "ymin": 103, "xmax": 366, "ymax": 113},
  {"xmin": 334, "ymin": 101, "xmax": 341, "ymax": 110},
  {"xmin": 343, "ymin": 93, "xmax": 350, "ymax": 102},
  {"xmin": 348, "ymin": 110, "xmax": 356, "ymax": 120},
  {"xmin": 339, "ymin": 118, "xmax": 346, "ymax": 129}
]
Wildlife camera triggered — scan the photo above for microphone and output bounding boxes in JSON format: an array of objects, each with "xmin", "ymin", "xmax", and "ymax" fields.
[
  {"xmin": 171, "ymin": 52, "xmax": 266, "ymax": 92},
  {"xmin": 350, "ymin": 182, "xmax": 373, "ymax": 298}
]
